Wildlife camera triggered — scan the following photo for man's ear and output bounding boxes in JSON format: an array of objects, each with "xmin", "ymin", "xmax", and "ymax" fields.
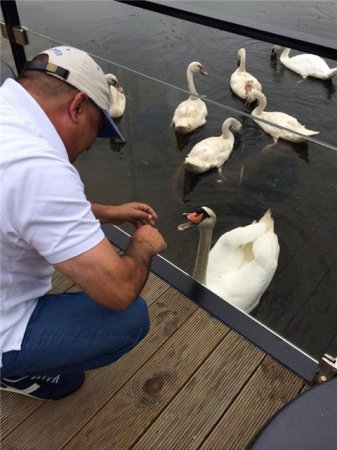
[{"xmin": 69, "ymin": 92, "xmax": 87, "ymax": 123}]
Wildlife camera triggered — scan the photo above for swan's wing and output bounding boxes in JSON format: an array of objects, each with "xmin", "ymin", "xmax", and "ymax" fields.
[
  {"xmin": 256, "ymin": 112, "xmax": 319, "ymax": 141},
  {"xmin": 251, "ymin": 231, "xmax": 280, "ymax": 271},
  {"xmin": 213, "ymin": 222, "xmax": 268, "ymax": 249},
  {"xmin": 172, "ymin": 98, "xmax": 208, "ymax": 133},
  {"xmin": 210, "ymin": 262, "xmax": 275, "ymax": 313},
  {"xmin": 207, "ymin": 231, "xmax": 279, "ymax": 313},
  {"xmin": 206, "ymin": 257, "xmax": 271, "ymax": 313},
  {"xmin": 109, "ymin": 86, "xmax": 126, "ymax": 118},
  {"xmin": 173, "ymin": 98, "xmax": 207, "ymax": 121},
  {"xmin": 230, "ymin": 71, "xmax": 262, "ymax": 98},
  {"xmin": 185, "ymin": 137, "xmax": 233, "ymax": 170},
  {"xmin": 285, "ymin": 54, "xmax": 330, "ymax": 77},
  {"xmin": 206, "ymin": 222, "xmax": 267, "ymax": 282}
]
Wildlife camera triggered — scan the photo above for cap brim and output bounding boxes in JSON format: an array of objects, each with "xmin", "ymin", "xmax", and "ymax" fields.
[{"xmin": 97, "ymin": 109, "xmax": 126, "ymax": 142}]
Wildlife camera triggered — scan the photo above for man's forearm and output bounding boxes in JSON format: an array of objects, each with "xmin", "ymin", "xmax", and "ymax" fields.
[
  {"xmin": 91, "ymin": 203, "xmax": 112, "ymax": 224},
  {"xmin": 121, "ymin": 235, "xmax": 156, "ymax": 295}
]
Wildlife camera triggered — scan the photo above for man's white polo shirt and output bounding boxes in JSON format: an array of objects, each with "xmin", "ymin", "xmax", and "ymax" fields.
[{"xmin": 0, "ymin": 79, "xmax": 104, "ymax": 366}]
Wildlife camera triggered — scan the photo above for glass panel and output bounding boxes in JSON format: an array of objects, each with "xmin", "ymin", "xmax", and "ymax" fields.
[{"xmin": 2, "ymin": 2, "xmax": 336, "ymax": 367}]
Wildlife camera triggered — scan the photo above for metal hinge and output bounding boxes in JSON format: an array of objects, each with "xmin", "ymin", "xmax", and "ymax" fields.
[
  {"xmin": 314, "ymin": 354, "xmax": 337, "ymax": 384},
  {"xmin": 0, "ymin": 21, "xmax": 29, "ymax": 46}
]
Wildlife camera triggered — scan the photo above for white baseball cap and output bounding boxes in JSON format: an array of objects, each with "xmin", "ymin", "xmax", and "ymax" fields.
[{"xmin": 23, "ymin": 46, "xmax": 125, "ymax": 142}]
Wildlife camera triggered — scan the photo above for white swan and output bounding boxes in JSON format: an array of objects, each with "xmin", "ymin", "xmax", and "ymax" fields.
[
  {"xmin": 230, "ymin": 48, "xmax": 262, "ymax": 99},
  {"xmin": 171, "ymin": 61, "xmax": 208, "ymax": 134},
  {"xmin": 184, "ymin": 117, "xmax": 242, "ymax": 177},
  {"xmin": 105, "ymin": 73, "xmax": 126, "ymax": 118},
  {"xmin": 272, "ymin": 46, "xmax": 337, "ymax": 80},
  {"xmin": 246, "ymin": 89, "xmax": 319, "ymax": 143},
  {"xmin": 178, "ymin": 207, "xmax": 280, "ymax": 313}
]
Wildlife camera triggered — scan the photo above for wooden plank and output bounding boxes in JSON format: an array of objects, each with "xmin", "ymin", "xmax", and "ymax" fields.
[
  {"xmin": 139, "ymin": 271, "xmax": 171, "ymax": 305},
  {"xmin": 0, "ymin": 394, "xmax": 44, "ymax": 440},
  {"xmin": 132, "ymin": 331, "xmax": 264, "ymax": 450},
  {"xmin": 1, "ymin": 288, "xmax": 198, "ymax": 449},
  {"xmin": 49, "ymin": 270, "xmax": 75, "ymax": 294},
  {"xmin": 64, "ymin": 309, "xmax": 230, "ymax": 449},
  {"xmin": 200, "ymin": 356, "xmax": 306, "ymax": 450}
]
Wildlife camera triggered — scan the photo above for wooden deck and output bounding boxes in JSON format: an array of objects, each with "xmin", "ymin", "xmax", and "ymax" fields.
[{"xmin": 1, "ymin": 268, "xmax": 310, "ymax": 450}]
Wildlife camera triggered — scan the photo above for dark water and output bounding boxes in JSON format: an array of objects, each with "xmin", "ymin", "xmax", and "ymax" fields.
[
  {"xmin": 156, "ymin": 1, "xmax": 337, "ymax": 49},
  {"xmin": 11, "ymin": 1, "xmax": 337, "ymax": 359}
]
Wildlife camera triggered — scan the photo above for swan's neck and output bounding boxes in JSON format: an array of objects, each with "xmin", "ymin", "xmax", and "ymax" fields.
[
  {"xmin": 253, "ymin": 93, "xmax": 266, "ymax": 115},
  {"xmin": 193, "ymin": 226, "xmax": 213, "ymax": 284},
  {"xmin": 187, "ymin": 69, "xmax": 198, "ymax": 97},
  {"xmin": 221, "ymin": 123, "xmax": 232, "ymax": 139},
  {"xmin": 238, "ymin": 50, "xmax": 246, "ymax": 73},
  {"xmin": 280, "ymin": 48, "xmax": 290, "ymax": 61}
]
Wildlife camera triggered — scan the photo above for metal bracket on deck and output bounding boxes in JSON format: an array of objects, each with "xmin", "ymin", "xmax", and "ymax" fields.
[
  {"xmin": 0, "ymin": 21, "xmax": 29, "ymax": 46},
  {"xmin": 313, "ymin": 354, "xmax": 337, "ymax": 384}
]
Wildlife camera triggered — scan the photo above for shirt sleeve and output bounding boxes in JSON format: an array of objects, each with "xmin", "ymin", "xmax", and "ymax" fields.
[{"xmin": 6, "ymin": 151, "xmax": 104, "ymax": 264}]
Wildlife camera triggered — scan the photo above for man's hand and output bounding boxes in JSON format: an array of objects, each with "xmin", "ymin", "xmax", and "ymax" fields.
[
  {"xmin": 92, "ymin": 202, "xmax": 158, "ymax": 227},
  {"xmin": 129, "ymin": 224, "xmax": 167, "ymax": 257}
]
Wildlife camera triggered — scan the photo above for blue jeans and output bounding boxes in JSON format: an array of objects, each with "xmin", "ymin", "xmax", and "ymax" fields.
[{"xmin": 1, "ymin": 292, "xmax": 150, "ymax": 378}]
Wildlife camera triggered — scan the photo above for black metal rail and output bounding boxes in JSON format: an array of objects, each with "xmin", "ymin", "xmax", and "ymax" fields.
[{"xmin": 1, "ymin": 0, "xmax": 27, "ymax": 73}]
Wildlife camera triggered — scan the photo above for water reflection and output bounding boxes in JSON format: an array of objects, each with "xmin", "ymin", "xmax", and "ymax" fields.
[
  {"xmin": 183, "ymin": 169, "xmax": 213, "ymax": 200},
  {"xmin": 174, "ymin": 131, "xmax": 191, "ymax": 152}
]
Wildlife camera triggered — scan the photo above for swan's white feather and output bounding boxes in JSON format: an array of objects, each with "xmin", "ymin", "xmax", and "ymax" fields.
[
  {"xmin": 230, "ymin": 48, "xmax": 262, "ymax": 99},
  {"xmin": 105, "ymin": 73, "xmax": 126, "ymax": 118},
  {"xmin": 206, "ymin": 211, "xmax": 279, "ymax": 312},
  {"xmin": 184, "ymin": 117, "xmax": 241, "ymax": 174},
  {"xmin": 171, "ymin": 61, "xmax": 208, "ymax": 134},
  {"xmin": 278, "ymin": 47, "xmax": 337, "ymax": 80},
  {"xmin": 247, "ymin": 90, "xmax": 319, "ymax": 143}
]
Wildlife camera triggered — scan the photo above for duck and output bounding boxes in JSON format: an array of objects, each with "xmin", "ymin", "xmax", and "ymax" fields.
[
  {"xmin": 246, "ymin": 88, "xmax": 319, "ymax": 143},
  {"xmin": 184, "ymin": 117, "xmax": 242, "ymax": 178},
  {"xmin": 171, "ymin": 61, "xmax": 208, "ymax": 134},
  {"xmin": 271, "ymin": 46, "xmax": 337, "ymax": 80},
  {"xmin": 178, "ymin": 207, "xmax": 280, "ymax": 313},
  {"xmin": 230, "ymin": 48, "xmax": 262, "ymax": 99},
  {"xmin": 105, "ymin": 73, "xmax": 126, "ymax": 118}
]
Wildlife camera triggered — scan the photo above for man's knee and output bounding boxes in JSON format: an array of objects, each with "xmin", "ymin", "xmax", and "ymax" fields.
[{"xmin": 128, "ymin": 296, "xmax": 150, "ymax": 344}]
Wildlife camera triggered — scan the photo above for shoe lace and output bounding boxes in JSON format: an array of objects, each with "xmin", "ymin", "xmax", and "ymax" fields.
[{"xmin": 30, "ymin": 375, "xmax": 60, "ymax": 384}]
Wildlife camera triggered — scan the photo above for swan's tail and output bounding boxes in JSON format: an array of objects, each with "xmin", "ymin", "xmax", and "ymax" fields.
[
  {"xmin": 174, "ymin": 120, "xmax": 196, "ymax": 134},
  {"xmin": 184, "ymin": 158, "xmax": 209, "ymax": 174},
  {"xmin": 302, "ymin": 129, "xmax": 320, "ymax": 137},
  {"xmin": 259, "ymin": 209, "xmax": 274, "ymax": 232},
  {"xmin": 325, "ymin": 68, "xmax": 337, "ymax": 79}
]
